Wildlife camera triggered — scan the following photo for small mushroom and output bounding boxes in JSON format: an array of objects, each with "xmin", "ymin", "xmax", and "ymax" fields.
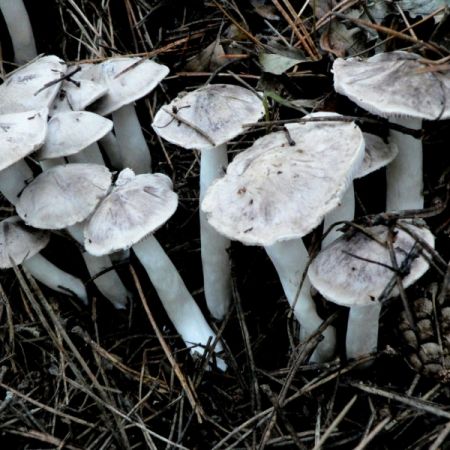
[
  {"xmin": 308, "ymin": 220, "xmax": 435, "ymax": 363},
  {"xmin": 333, "ymin": 51, "xmax": 450, "ymax": 211},
  {"xmin": 0, "ymin": 216, "xmax": 87, "ymax": 303},
  {"xmin": 152, "ymin": 84, "xmax": 265, "ymax": 320},
  {"xmin": 0, "ymin": 55, "xmax": 67, "ymax": 114},
  {"xmin": 91, "ymin": 57, "xmax": 169, "ymax": 173},
  {"xmin": 84, "ymin": 168, "xmax": 226, "ymax": 369},
  {"xmin": 16, "ymin": 163, "xmax": 112, "ymax": 229},
  {"xmin": 36, "ymin": 111, "xmax": 113, "ymax": 165},
  {"xmin": 0, "ymin": 109, "xmax": 48, "ymax": 204}
]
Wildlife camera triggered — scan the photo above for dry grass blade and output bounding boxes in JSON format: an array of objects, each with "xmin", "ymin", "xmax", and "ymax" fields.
[
  {"xmin": 312, "ymin": 395, "xmax": 358, "ymax": 450},
  {"xmin": 353, "ymin": 417, "xmax": 390, "ymax": 450},
  {"xmin": 130, "ymin": 265, "xmax": 204, "ymax": 423},
  {"xmin": 0, "ymin": 382, "xmax": 97, "ymax": 429},
  {"xmin": 349, "ymin": 382, "xmax": 450, "ymax": 420}
]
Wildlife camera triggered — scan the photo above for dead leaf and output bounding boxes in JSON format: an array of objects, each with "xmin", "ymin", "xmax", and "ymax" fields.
[
  {"xmin": 184, "ymin": 40, "xmax": 226, "ymax": 72},
  {"xmin": 320, "ymin": 21, "xmax": 366, "ymax": 57},
  {"xmin": 259, "ymin": 52, "xmax": 304, "ymax": 74},
  {"xmin": 250, "ymin": 0, "xmax": 280, "ymax": 20}
]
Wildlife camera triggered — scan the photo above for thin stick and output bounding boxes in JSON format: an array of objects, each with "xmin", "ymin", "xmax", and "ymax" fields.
[{"xmin": 130, "ymin": 265, "xmax": 204, "ymax": 423}]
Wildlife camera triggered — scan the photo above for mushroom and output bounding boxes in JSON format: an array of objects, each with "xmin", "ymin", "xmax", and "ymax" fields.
[
  {"xmin": 0, "ymin": 109, "xmax": 48, "ymax": 204},
  {"xmin": 0, "ymin": 216, "xmax": 88, "ymax": 303},
  {"xmin": 202, "ymin": 116, "xmax": 365, "ymax": 361},
  {"xmin": 333, "ymin": 50, "xmax": 450, "ymax": 211},
  {"xmin": 152, "ymin": 84, "xmax": 265, "ymax": 320},
  {"xmin": 308, "ymin": 220, "xmax": 435, "ymax": 362},
  {"xmin": 36, "ymin": 111, "xmax": 113, "ymax": 166},
  {"xmin": 91, "ymin": 57, "xmax": 169, "ymax": 173},
  {"xmin": 0, "ymin": 0, "xmax": 36, "ymax": 64},
  {"xmin": 84, "ymin": 168, "xmax": 226, "ymax": 369},
  {"xmin": 0, "ymin": 55, "xmax": 66, "ymax": 114},
  {"xmin": 16, "ymin": 163, "xmax": 112, "ymax": 230},
  {"xmin": 322, "ymin": 131, "xmax": 398, "ymax": 247},
  {"xmin": 13, "ymin": 163, "xmax": 131, "ymax": 308}
]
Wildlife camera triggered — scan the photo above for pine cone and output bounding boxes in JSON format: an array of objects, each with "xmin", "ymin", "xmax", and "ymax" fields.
[{"xmin": 398, "ymin": 284, "xmax": 450, "ymax": 382}]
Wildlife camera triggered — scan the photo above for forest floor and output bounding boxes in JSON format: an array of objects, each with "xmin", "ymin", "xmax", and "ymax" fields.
[{"xmin": 1, "ymin": 1, "xmax": 450, "ymax": 449}]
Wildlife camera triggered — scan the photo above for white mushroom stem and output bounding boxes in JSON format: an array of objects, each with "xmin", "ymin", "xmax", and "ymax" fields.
[
  {"xmin": 132, "ymin": 234, "xmax": 227, "ymax": 370},
  {"xmin": 67, "ymin": 142, "xmax": 105, "ymax": 165},
  {"xmin": 265, "ymin": 239, "xmax": 336, "ymax": 362},
  {"xmin": 100, "ymin": 133, "xmax": 122, "ymax": 169},
  {"xmin": 68, "ymin": 223, "xmax": 129, "ymax": 309},
  {"xmin": 386, "ymin": 117, "xmax": 423, "ymax": 211},
  {"xmin": 199, "ymin": 144, "xmax": 231, "ymax": 320},
  {"xmin": 0, "ymin": 0, "xmax": 37, "ymax": 64},
  {"xmin": 113, "ymin": 105, "xmax": 151, "ymax": 174},
  {"xmin": 23, "ymin": 254, "xmax": 88, "ymax": 304},
  {"xmin": 346, "ymin": 302, "xmax": 382, "ymax": 362},
  {"xmin": 322, "ymin": 185, "xmax": 355, "ymax": 248},
  {"xmin": 0, "ymin": 159, "xmax": 33, "ymax": 204}
]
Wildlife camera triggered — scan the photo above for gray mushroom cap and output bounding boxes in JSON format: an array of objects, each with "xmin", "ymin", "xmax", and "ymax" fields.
[
  {"xmin": 84, "ymin": 169, "xmax": 178, "ymax": 256},
  {"xmin": 16, "ymin": 163, "xmax": 112, "ymax": 229},
  {"xmin": 0, "ymin": 216, "xmax": 50, "ymax": 268},
  {"xmin": 356, "ymin": 133, "xmax": 398, "ymax": 179},
  {"xmin": 308, "ymin": 221, "xmax": 435, "ymax": 307},
  {"xmin": 333, "ymin": 51, "xmax": 450, "ymax": 120},
  {"xmin": 91, "ymin": 57, "xmax": 170, "ymax": 116},
  {"xmin": 152, "ymin": 84, "xmax": 265, "ymax": 150},
  {"xmin": 0, "ymin": 109, "xmax": 48, "ymax": 170},
  {"xmin": 0, "ymin": 55, "xmax": 67, "ymax": 113},
  {"xmin": 36, "ymin": 111, "xmax": 113, "ymax": 159},
  {"xmin": 202, "ymin": 115, "xmax": 365, "ymax": 246}
]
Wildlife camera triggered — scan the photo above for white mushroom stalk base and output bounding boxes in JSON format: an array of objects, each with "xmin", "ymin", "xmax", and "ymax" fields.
[
  {"xmin": 23, "ymin": 253, "xmax": 88, "ymax": 304},
  {"xmin": 132, "ymin": 234, "xmax": 227, "ymax": 370},
  {"xmin": 100, "ymin": 133, "xmax": 122, "ymax": 169},
  {"xmin": 265, "ymin": 239, "xmax": 336, "ymax": 362},
  {"xmin": 68, "ymin": 223, "xmax": 129, "ymax": 309},
  {"xmin": 386, "ymin": 117, "xmax": 423, "ymax": 211},
  {"xmin": 113, "ymin": 104, "xmax": 151, "ymax": 174},
  {"xmin": 200, "ymin": 144, "xmax": 231, "ymax": 320},
  {"xmin": 346, "ymin": 302, "xmax": 382, "ymax": 364},
  {"xmin": 322, "ymin": 185, "xmax": 355, "ymax": 248}
]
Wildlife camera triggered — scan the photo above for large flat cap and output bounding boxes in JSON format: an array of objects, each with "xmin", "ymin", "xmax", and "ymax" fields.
[{"xmin": 202, "ymin": 115, "xmax": 365, "ymax": 245}]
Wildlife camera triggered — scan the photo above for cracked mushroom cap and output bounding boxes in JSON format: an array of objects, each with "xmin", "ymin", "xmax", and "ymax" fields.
[
  {"xmin": 201, "ymin": 114, "xmax": 365, "ymax": 246},
  {"xmin": 356, "ymin": 132, "xmax": 398, "ymax": 178},
  {"xmin": 16, "ymin": 163, "xmax": 112, "ymax": 229},
  {"xmin": 84, "ymin": 168, "xmax": 178, "ymax": 256},
  {"xmin": 308, "ymin": 221, "xmax": 435, "ymax": 308},
  {"xmin": 333, "ymin": 51, "xmax": 450, "ymax": 120},
  {"xmin": 0, "ymin": 216, "xmax": 50, "ymax": 268},
  {"xmin": 152, "ymin": 84, "xmax": 265, "ymax": 150},
  {"xmin": 91, "ymin": 57, "xmax": 170, "ymax": 116},
  {"xmin": 0, "ymin": 109, "xmax": 48, "ymax": 170},
  {"xmin": 0, "ymin": 55, "xmax": 67, "ymax": 113},
  {"xmin": 36, "ymin": 111, "xmax": 113, "ymax": 159}
]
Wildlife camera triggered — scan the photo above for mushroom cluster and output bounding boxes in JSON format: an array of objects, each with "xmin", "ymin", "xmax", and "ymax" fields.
[{"xmin": 0, "ymin": 45, "xmax": 443, "ymax": 371}]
